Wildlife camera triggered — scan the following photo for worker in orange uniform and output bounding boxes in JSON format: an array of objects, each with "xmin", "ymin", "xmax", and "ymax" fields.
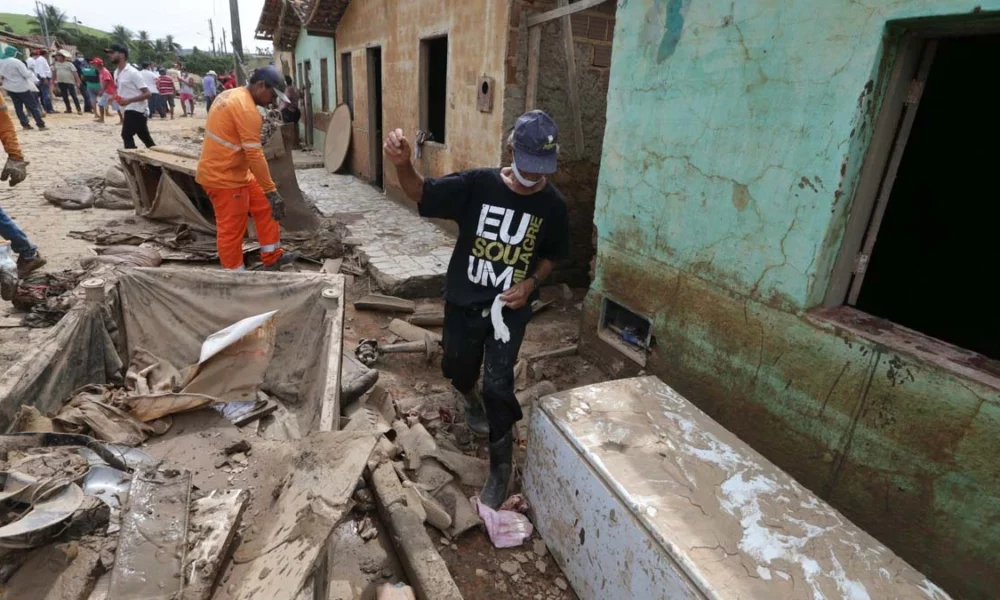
[{"xmin": 195, "ymin": 66, "xmax": 294, "ymax": 271}]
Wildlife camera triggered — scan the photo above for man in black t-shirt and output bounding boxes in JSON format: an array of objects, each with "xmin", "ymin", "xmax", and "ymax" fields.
[{"xmin": 384, "ymin": 111, "xmax": 569, "ymax": 509}]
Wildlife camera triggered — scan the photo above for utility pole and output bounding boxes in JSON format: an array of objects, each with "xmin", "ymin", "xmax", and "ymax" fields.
[
  {"xmin": 209, "ymin": 18, "xmax": 216, "ymax": 55},
  {"xmin": 228, "ymin": 0, "xmax": 246, "ymax": 85},
  {"xmin": 221, "ymin": 29, "xmax": 227, "ymax": 56},
  {"xmin": 35, "ymin": 1, "xmax": 50, "ymax": 50}
]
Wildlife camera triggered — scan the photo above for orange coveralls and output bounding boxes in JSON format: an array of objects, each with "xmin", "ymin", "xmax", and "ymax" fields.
[
  {"xmin": 0, "ymin": 94, "xmax": 24, "ymax": 161},
  {"xmin": 195, "ymin": 87, "xmax": 282, "ymax": 270}
]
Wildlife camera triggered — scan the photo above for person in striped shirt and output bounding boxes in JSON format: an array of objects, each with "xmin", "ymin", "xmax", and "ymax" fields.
[{"xmin": 156, "ymin": 68, "xmax": 175, "ymax": 120}]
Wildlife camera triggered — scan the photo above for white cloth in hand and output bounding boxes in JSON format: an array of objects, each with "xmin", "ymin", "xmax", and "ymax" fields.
[{"xmin": 491, "ymin": 294, "xmax": 510, "ymax": 343}]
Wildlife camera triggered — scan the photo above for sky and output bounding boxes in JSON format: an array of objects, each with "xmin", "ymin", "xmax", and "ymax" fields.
[{"xmin": 4, "ymin": 0, "xmax": 269, "ymax": 53}]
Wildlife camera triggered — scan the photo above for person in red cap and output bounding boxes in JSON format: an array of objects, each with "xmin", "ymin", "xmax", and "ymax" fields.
[
  {"xmin": 91, "ymin": 57, "xmax": 121, "ymax": 125},
  {"xmin": 383, "ymin": 110, "xmax": 570, "ymax": 509}
]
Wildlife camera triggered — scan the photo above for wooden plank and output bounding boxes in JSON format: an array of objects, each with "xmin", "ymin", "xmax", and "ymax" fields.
[
  {"xmin": 531, "ymin": 299, "xmax": 554, "ymax": 314},
  {"xmin": 354, "ymin": 293, "xmax": 417, "ymax": 313},
  {"xmin": 183, "ymin": 489, "xmax": 249, "ymax": 600},
  {"xmin": 525, "ymin": 26, "xmax": 542, "ymax": 111},
  {"xmin": 120, "ymin": 148, "xmax": 199, "ymax": 176},
  {"xmin": 558, "ymin": 0, "xmax": 586, "ymax": 158},
  {"xmin": 525, "ymin": 345, "xmax": 577, "ymax": 362},
  {"xmin": 109, "ymin": 469, "xmax": 192, "ymax": 600},
  {"xmin": 408, "ymin": 309, "xmax": 445, "ymax": 327},
  {"xmin": 319, "ymin": 277, "xmax": 346, "ymax": 433},
  {"xmin": 224, "ymin": 433, "xmax": 376, "ymax": 600},
  {"xmin": 527, "ymin": 0, "xmax": 609, "ymax": 28},
  {"xmin": 321, "ymin": 258, "xmax": 343, "ymax": 274},
  {"xmin": 389, "ymin": 318, "xmax": 442, "ymax": 344}
]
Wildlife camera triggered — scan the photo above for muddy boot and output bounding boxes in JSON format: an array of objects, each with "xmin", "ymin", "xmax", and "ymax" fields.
[
  {"xmin": 480, "ymin": 429, "xmax": 513, "ymax": 510},
  {"xmin": 461, "ymin": 387, "xmax": 489, "ymax": 435},
  {"xmin": 16, "ymin": 253, "xmax": 46, "ymax": 278},
  {"xmin": 262, "ymin": 251, "xmax": 301, "ymax": 271}
]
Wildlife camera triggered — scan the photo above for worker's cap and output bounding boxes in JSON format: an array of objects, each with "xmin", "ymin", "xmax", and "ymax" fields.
[
  {"xmin": 207, "ymin": 70, "xmax": 217, "ymax": 76},
  {"xmin": 104, "ymin": 43, "xmax": 129, "ymax": 56},
  {"xmin": 58, "ymin": 49, "xmax": 72, "ymax": 58},
  {"xmin": 250, "ymin": 65, "xmax": 289, "ymax": 104},
  {"xmin": 512, "ymin": 110, "xmax": 560, "ymax": 175},
  {"xmin": 90, "ymin": 57, "xmax": 104, "ymax": 66},
  {"xmin": 2, "ymin": 46, "xmax": 18, "ymax": 59}
]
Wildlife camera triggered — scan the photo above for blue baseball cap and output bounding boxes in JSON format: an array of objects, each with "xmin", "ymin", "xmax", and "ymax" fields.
[
  {"xmin": 512, "ymin": 110, "xmax": 559, "ymax": 174},
  {"xmin": 250, "ymin": 65, "xmax": 290, "ymax": 104}
]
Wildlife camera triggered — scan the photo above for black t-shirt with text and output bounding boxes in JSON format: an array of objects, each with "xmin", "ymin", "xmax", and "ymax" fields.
[{"xmin": 420, "ymin": 168, "xmax": 570, "ymax": 308}]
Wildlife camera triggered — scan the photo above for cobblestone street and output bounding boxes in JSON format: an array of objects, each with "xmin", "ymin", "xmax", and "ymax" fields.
[
  {"xmin": 1, "ymin": 110, "xmax": 207, "ymax": 365},
  {"xmin": 1, "ymin": 111, "xmax": 207, "ymax": 270}
]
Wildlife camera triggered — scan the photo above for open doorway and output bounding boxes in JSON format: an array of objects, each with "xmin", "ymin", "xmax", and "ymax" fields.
[
  {"xmin": 303, "ymin": 60, "xmax": 314, "ymax": 147},
  {"xmin": 829, "ymin": 32, "xmax": 1000, "ymax": 361},
  {"xmin": 367, "ymin": 47, "xmax": 383, "ymax": 189}
]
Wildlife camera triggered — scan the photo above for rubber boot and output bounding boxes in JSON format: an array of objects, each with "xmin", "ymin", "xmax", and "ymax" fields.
[
  {"xmin": 262, "ymin": 251, "xmax": 300, "ymax": 271},
  {"xmin": 479, "ymin": 429, "xmax": 513, "ymax": 509},
  {"xmin": 461, "ymin": 387, "xmax": 489, "ymax": 435}
]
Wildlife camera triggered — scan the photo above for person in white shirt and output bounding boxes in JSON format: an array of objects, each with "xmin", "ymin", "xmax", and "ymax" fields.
[
  {"xmin": 26, "ymin": 50, "xmax": 55, "ymax": 114},
  {"xmin": 140, "ymin": 62, "xmax": 163, "ymax": 118},
  {"xmin": 106, "ymin": 44, "xmax": 154, "ymax": 148},
  {"xmin": 0, "ymin": 46, "xmax": 46, "ymax": 130}
]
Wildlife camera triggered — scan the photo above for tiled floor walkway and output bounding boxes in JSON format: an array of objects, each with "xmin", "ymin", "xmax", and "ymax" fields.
[{"xmin": 296, "ymin": 169, "xmax": 456, "ymax": 296}]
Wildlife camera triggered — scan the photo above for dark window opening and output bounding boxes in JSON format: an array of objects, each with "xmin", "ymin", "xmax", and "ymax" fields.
[
  {"xmin": 421, "ymin": 35, "xmax": 448, "ymax": 144},
  {"xmin": 854, "ymin": 35, "xmax": 1000, "ymax": 360},
  {"xmin": 341, "ymin": 52, "xmax": 353, "ymax": 116},
  {"xmin": 320, "ymin": 58, "xmax": 329, "ymax": 112},
  {"xmin": 367, "ymin": 47, "xmax": 384, "ymax": 189},
  {"xmin": 599, "ymin": 298, "xmax": 652, "ymax": 366}
]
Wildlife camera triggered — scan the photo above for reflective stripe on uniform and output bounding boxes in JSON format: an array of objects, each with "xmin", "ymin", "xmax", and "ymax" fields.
[
  {"xmin": 242, "ymin": 142, "xmax": 261, "ymax": 149},
  {"xmin": 260, "ymin": 242, "xmax": 282, "ymax": 253},
  {"xmin": 205, "ymin": 130, "xmax": 242, "ymax": 151}
]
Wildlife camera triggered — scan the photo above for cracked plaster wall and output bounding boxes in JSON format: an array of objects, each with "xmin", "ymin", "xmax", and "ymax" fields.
[{"xmin": 584, "ymin": 1, "xmax": 1000, "ymax": 599}]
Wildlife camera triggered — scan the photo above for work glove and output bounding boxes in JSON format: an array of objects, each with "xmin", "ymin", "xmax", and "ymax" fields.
[
  {"xmin": 266, "ymin": 190, "xmax": 286, "ymax": 222},
  {"xmin": 0, "ymin": 158, "xmax": 28, "ymax": 187}
]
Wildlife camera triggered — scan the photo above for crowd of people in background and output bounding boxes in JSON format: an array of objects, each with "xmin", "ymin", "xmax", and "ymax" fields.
[
  {"xmin": 0, "ymin": 45, "xmax": 241, "ymax": 130},
  {"xmin": 3, "ymin": 46, "xmax": 305, "ymax": 155}
]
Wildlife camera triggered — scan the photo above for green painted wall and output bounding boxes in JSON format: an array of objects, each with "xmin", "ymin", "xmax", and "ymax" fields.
[
  {"xmin": 293, "ymin": 31, "xmax": 337, "ymax": 150},
  {"xmin": 584, "ymin": 1, "xmax": 1000, "ymax": 598}
]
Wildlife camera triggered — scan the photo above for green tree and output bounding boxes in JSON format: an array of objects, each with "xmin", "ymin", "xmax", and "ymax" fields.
[
  {"xmin": 164, "ymin": 35, "xmax": 180, "ymax": 52},
  {"xmin": 66, "ymin": 31, "xmax": 112, "ymax": 61},
  {"xmin": 177, "ymin": 48, "xmax": 233, "ymax": 75},
  {"xmin": 110, "ymin": 25, "xmax": 133, "ymax": 46},
  {"xmin": 29, "ymin": 3, "xmax": 69, "ymax": 39}
]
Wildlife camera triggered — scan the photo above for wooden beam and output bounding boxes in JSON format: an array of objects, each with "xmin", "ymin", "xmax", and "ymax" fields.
[
  {"xmin": 558, "ymin": 0, "xmax": 586, "ymax": 158},
  {"xmin": 525, "ymin": 25, "xmax": 541, "ymax": 111},
  {"xmin": 527, "ymin": 0, "xmax": 609, "ymax": 28}
]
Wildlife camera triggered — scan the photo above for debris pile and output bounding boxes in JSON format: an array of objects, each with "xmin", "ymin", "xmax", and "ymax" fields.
[
  {"xmin": 43, "ymin": 165, "xmax": 136, "ymax": 212},
  {"xmin": 0, "ymin": 302, "xmax": 375, "ymax": 599},
  {"xmin": 342, "ymin": 370, "xmax": 557, "ymax": 552},
  {"xmin": 11, "ymin": 269, "xmax": 87, "ymax": 328}
]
